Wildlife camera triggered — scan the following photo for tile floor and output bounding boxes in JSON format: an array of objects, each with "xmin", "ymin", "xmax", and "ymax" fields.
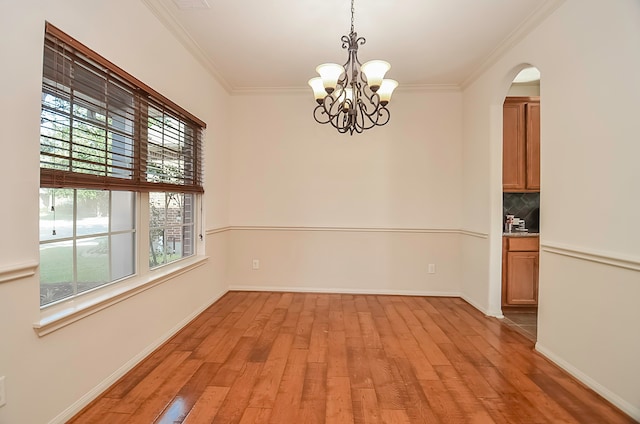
[{"xmin": 503, "ymin": 309, "xmax": 537, "ymax": 341}]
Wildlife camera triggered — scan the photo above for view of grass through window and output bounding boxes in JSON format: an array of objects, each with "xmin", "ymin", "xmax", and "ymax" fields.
[{"xmin": 39, "ymin": 189, "xmax": 135, "ymax": 306}]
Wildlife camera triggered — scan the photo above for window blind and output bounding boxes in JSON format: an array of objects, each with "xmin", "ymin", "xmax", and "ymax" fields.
[{"xmin": 40, "ymin": 23, "xmax": 205, "ymax": 193}]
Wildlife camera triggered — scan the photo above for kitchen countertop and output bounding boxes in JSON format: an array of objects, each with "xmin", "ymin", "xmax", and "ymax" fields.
[{"xmin": 503, "ymin": 232, "xmax": 539, "ymax": 237}]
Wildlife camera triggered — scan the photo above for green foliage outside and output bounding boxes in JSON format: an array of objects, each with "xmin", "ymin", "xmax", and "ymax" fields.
[
  {"xmin": 40, "ymin": 243, "xmax": 109, "ymax": 284},
  {"xmin": 149, "ymin": 192, "xmax": 186, "ymax": 268},
  {"xmin": 40, "ymin": 239, "xmax": 110, "ymax": 305}
]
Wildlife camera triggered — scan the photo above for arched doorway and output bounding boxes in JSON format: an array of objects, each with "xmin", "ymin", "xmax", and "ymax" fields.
[{"xmin": 499, "ymin": 65, "xmax": 541, "ymax": 341}]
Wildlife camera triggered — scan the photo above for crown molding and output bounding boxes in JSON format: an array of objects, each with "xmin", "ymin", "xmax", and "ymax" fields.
[
  {"xmin": 141, "ymin": 0, "xmax": 233, "ymax": 93},
  {"xmin": 460, "ymin": 0, "xmax": 566, "ymax": 89},
  {"xmin": 230, "ymin": 86, "xmax": 311, "ymax": 96},
  {"xmin": 143, "ymin": 0, "xmax": 564, "ymax": 95},
  {"xmin": 229, "ymin": 83, "xmax": 461, "ymax": 96},
  {"xmin": 395, "ymin": 83, "xmax": 461, "ymax": 93}
]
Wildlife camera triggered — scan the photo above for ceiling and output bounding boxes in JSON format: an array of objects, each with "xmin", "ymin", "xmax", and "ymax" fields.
[{"xmin": 142, "ymin": 0, "xmax": 560, "ymax": 92}]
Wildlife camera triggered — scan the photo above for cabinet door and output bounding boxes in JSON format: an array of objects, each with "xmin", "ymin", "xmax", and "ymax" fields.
[
  {"xmin": 506, "ymin": 251, "xmax": 539, "ymax": 305},
  {"xmin": 503, "ymin": 102, "xmax": 526, "ymax": 191},
  {"xmin": 501, "ymin": 237, "xmax": 509, "ymax": 306},
  {"xmin": 526, "ymin": 102, "xmax": 540, "ymax": 190}
]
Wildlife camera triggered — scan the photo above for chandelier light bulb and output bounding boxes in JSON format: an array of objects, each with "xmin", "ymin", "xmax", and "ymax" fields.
[
  {"xmin": 361, "ymin": 60, "xmax": 390, "ymax": 92},
  {"xmin": 316, "ymin": 63, "xmax": 344, "ymax": 94},
  {"xmin": 338, "ymin": 87, "xmax": 354, "ymax": 111},
  {"xmin": 377, "ymin": 79, "xmax": 398, "ymax": 106}
]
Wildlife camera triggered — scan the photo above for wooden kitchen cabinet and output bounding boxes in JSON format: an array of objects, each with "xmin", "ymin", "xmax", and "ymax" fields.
[
  {"xmin": 502, "ymin": 236, "xmax": 539, "ymax": 307},
  {"xmin": 503, "ymin": 97, "xmax": 540, "ymax": 192}
]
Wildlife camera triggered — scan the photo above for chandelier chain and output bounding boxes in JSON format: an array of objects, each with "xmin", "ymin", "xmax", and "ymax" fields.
[{"xmin": 350, "ymin": 0, "xmax": 355, "ymax": 34}]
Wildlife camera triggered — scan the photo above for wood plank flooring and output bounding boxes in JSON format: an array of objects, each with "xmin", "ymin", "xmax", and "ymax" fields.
[{"xmin": 69, "ymin": 292, "xmax": 635, "ymax": 423}]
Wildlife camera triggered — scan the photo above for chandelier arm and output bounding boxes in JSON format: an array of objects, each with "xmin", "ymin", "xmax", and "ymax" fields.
[
  {"xmin": 361, "ymin": 93, "xmax": 391, "ymax": 128},
  {"xmin": 356, "ymin": 101, "xmax": 376, "ymax": 130},
  {"xmin": 355, "ymin": 36, "xmax": 366, "ymax": 56},
  {"xmin": 375, "ymin": 106, "xmax": 391, "ymax": 126},
  {"xmin": 312, "ymin": 105, "xmax": 331, "ymax": 125},
  {"xmin": 343, "ymin": 112, "xmax": 352, "ymax": 131},
  {"xmin": 355, "ymin": 102, "xmax": 367, "ymax": 131},
  {"xmin": 356, "ymin": 93, "xmax": 383, "ymax": 120},
  {"xmin": 327, "ymin": 105, "xmax": 347, "ymax": 132},
  {"xmin": 336, "ymin": 112, "xmax": 349, "ymax": 133},
  {"xmin": 341, "ymin": 35, "xmax": 350, "ymax": 49}
]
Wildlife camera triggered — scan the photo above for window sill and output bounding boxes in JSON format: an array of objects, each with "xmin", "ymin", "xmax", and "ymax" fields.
[{"xmin": 33, "ymin": 256, "xmax": 209, "ymax": 337}]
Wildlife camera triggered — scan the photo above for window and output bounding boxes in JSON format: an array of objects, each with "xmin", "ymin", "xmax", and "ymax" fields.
[
  {"xmin": 149, "ymin": 192, "xmax": 195, "ymax": 268},
  {"xmin": 39, "ymin": 23, "xmax": 205, "ymax": 308},
  {"xmin": 39, "ymin": 189, "xmax": 135, "ymax": 306}
]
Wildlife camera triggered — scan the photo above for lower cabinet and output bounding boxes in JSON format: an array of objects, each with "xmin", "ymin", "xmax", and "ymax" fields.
[
  {"xmin": 502, "ymin": 236, "xmax": 539, "ymax": 307},
  {"xmin": 506, "ymin": 251, "xmax": 539, "ymax": 305}
]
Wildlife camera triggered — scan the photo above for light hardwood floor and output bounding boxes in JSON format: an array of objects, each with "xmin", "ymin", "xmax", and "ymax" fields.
[{"xmin": 69, "ymin": 292, "xmax": 635, "ymax": 423}]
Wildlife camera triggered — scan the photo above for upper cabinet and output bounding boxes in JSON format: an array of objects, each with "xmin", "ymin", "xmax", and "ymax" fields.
[{"xmin": 503, "ymin": 97, "xmax": 540, "ymax": 192}]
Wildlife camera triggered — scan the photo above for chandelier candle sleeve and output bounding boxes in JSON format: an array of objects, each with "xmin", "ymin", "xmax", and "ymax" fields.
[
  {"xmin": 360, "ymin": 60, "xmax": 391, "ymax": 91},
  {"xmin": 316, "ymin": 63, "xmax": 344, "ymax": 94},
  {"xmin": 378, "ymin": 79, "xmax": 398, "ymax": 106},
  {"xmin": 308, "ymin": 77, "xmax": 327, "ymax": 104},
  {"xmin": 308, "ymin": 0, "xmax": 398, "ymax": 135}
]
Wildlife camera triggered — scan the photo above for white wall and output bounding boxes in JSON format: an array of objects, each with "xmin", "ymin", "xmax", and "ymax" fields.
[
  {"xmin": 507, "ymin": 82, "xmax": 540, "ymax": 97},
  {"xmin": 228, "ymin": 229, "xmax": 461, "ymax": 296},
  {"xmin": 461, "ymin": 0, "xmax": 640, "ymax": 418},
  {"xmin": 0, "ymin": 1, "xmax": 230, "ymax": 423},
  {"xmin": 227, "ymin": 89, "xmax": 464, "ymax": 295},
  {"xmin": 229, "ymin": 90, "xmax": 462, "ymax": 228}
]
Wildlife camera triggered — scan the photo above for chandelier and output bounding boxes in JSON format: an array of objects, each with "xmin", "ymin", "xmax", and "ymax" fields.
[{"xmin": 308, "ymin": 0, "xmax": 398, "ymax": 135}]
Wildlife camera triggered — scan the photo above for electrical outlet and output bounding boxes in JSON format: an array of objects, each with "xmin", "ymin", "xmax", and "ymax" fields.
[
  {"xmin": 0, "ymin": 376, "xmax": 6, "ymax": 407},
  {"xmin": 252, "ymin": 259, "xmax": 260, "ymax": 270},
  {"xmin": 428, "ymin": 264, "xmax": 436, "ymax": 274}
]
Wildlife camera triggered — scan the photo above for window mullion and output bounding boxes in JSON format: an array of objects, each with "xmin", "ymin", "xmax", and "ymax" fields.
[
  {"xmin": 72, "ymin": 189, "xmax": 78, "ymax": 297},
  {"xmin": 138, "ymin": 192, "xmax": 151, "ymax": 275},
  {"xmin": 108, "ymin": 191, "xmax": 112, "ymax": 283},
  {"xmin": 163, "ymin": 192, "xmax": 169, "ymax": 265}
]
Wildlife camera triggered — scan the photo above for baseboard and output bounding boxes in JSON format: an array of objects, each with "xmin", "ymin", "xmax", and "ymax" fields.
[
  {"xmin": 228, "ymin": 284, "xmax": 460, "ymax": 298},
  {"xmin": 47, "ymin": 288, "xmax": 229, "ymax": 424},
  {"xmin": 535, "ymin": 343, "xmax": 640, "ymax": 422},
  {"xmin": 460, "ymin": 294, "xmax": 503, "ymax": 318},
  {"xmin": 229, "ymin": 286, "xmax": 504, "ymax": 321}
]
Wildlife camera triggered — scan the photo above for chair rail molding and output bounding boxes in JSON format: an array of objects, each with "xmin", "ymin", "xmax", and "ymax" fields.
[
  {"xmin": 208, "ymin": 225, "xmax": 482, "ymax": 236},
  {"xmin": 0, "ymin": 260, "xmax": 38, "ymax": 284},
  {"xmin": 541, "ymin": 241, "xmax": 640, "ymax": 272}
]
